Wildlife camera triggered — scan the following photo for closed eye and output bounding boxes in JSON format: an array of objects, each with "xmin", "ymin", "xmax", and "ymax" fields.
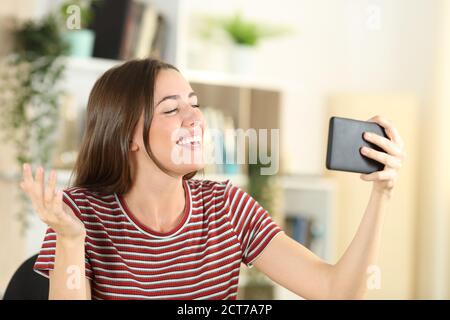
[
  {"xmin": 164, "ymin": 108, "xmax": 178, "ymax": 114},
  {"xmin": 163, "ymin": 103, "xmax": 200, "ymax": 114}
]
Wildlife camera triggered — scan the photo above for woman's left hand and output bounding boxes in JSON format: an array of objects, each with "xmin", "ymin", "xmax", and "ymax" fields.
[{"xmin": 359, "ymin": 115, "xmax": 406, "ymax": 196}]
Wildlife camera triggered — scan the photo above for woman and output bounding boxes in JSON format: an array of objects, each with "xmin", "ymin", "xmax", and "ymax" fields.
[{"xmin": 21, "ymin": 58, "xmax": 405, "ymax": 300}]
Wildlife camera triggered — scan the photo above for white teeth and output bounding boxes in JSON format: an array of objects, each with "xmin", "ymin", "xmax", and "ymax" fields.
[{"xmin": 177, "ymin": 136, "xmax": 201, "ymax": 145}]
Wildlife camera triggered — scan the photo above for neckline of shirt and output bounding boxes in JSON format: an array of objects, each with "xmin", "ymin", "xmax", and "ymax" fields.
[{"xmin": 115, "ymin": 179, "xmax": 192, "ymax": 239}]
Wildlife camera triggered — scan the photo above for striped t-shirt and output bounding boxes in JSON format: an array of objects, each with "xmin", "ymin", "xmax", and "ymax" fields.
[{"xmin": 34, "ymin": 179, "xmax": 283, "ymax": 300}]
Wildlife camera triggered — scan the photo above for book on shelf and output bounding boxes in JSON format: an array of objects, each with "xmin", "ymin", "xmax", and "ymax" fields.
[
  {"xmin": 91, "ymin": 0, "xmax": 129, "ymax": 59},
  {"xmin": 284, "ymin": 215, "xmax": 315, "ymax": 249},
  {"xmin": 202, "ymin": 107, "xmax": 241, "ymax": 177},
  {"xmin": 91, "ymin": 0, "xmax": 166, "ymax": 60},
  {"xmin": 118, "ymin": 0, "xmax": 146, "ymax": 60},
  {"xmin": 134, "ymin": 4, "xmax": 159, "ymax": 58},
  {"xmin": 148, "ymin": 14, "xmax": 167, "ymax": 60}
]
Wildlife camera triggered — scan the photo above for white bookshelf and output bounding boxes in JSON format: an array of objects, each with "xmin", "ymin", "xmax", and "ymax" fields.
[
  {"xmin": 64, "ymin": 57, "xmax": 290, "ymax": 94},
  {"xmin": 236, "ymin": 175, "xmax": 337, "ymax": 300},
  {"xmin": 273, "ymin": 175, "xmax": 337, "ymax": 300},
  {"xmin": 183, "ymin": 69, "xmax": 291, "ymax": 92},
  {"xmin": 281, "ymin": 175, "xmax": 337, "ymax": 262}
]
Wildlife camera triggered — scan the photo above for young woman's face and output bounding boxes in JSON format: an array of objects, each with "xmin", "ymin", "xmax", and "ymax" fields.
[{"xmin": 138, "ymin": 68, "xmax": 205, "ymax": 176}]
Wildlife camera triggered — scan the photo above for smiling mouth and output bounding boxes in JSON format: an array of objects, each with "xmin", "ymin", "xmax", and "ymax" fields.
[{"xmin": 176, "ymin": 135, "xmax": 202, "ymax": 147}]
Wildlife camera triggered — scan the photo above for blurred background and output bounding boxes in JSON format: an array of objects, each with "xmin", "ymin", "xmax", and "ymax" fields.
[{"xmin": 0, "ymin": 0, "xmax": 449, "ymax": 299}]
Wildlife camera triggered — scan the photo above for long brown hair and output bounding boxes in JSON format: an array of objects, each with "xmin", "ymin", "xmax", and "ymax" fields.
[{"xmin": 72, "ymin": 58, "xmax": 196, "ymax": 195}]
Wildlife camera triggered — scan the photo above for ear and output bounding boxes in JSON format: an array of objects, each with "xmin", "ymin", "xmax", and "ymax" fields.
[{"xmin": 129, "ymin": 140, "xmax": 140, "ymax": 152}]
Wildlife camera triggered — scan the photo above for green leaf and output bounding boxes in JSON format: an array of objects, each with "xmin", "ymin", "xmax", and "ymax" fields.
[{"xmin": 204, "ymin": 12, "xmax": 293, "ymax": 47}]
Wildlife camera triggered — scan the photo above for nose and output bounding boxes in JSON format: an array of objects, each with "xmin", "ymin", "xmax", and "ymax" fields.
[
  {"xmin": 181, "ymin": 104, "xmax": 202, "ymax": 128},
  {"xmin": 189, "ymin": 119, "xmax": 199, "ymax": 126},
  {"xmin": 185, "ymin": 116, "xmax": 203, "ymax": 138}
]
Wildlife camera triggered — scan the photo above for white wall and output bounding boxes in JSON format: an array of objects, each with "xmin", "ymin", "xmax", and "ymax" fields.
[{"xmin": 0, "ymin": 0, "xmax": 37, "ymax": 20}]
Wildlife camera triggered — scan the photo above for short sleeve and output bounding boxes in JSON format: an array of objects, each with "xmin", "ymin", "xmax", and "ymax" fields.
[
  {"xmin": 224, "ymin": 180, "xmax": 284, "ymax": 268},
  {"xmin": 33, "ymin": 190, "xmax": 94, "ymax": 280}
]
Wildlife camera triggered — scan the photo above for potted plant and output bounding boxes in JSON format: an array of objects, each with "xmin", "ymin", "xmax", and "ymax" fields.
[
  {"xmin": 213, "ymin": 12, "xmax": 291, "ymax": 74},
  {"xmin": 0, "ymin": 14, "xmax": 68, "ymax": 238},
  {"xmin": 60, "ymin": 0, "xmax": 98, "ymax": 57}
]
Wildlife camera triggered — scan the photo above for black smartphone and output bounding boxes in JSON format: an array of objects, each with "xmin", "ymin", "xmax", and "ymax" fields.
[{"xmin": 326, "ymin": 116, "xmax": 388, "ymax": 174}]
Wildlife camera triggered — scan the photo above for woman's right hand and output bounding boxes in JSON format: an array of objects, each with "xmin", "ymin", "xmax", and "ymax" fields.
[{"xmin": 20, "ymin": 163, "xmax": 86, "ymax": 241}]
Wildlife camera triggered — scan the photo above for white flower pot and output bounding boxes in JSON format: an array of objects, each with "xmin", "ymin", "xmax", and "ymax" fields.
[{"xmin": 230, "ymin": 44, "xmax": 256, "ymax": 75}]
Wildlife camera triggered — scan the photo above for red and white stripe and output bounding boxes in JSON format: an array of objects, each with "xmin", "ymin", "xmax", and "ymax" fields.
[{"xmin": 34, "ymin": 179, "xmax": 283, "ymax": 300}]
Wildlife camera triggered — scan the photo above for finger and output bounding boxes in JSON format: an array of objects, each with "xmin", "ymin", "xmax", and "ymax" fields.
[
  {"xmin": 360, "ymin": 147, "xmax": 402, "ymax": 169},
  {"xmin": 19, "ymin": 177, "xmax": 46, "ymax": 221},
  {"xmin": 360, "ymin": 169, "xmax": 396, "ymax": 181},
  {"xmin": 363, "ymin": 132, "xmax": 402, "ymax": 157},
  {"xmin": 368, "ymin": 115, "xmax": 404, "ymax": 148},
  {"xmin": 34, "ymin": 166, "xmax": 44, "ymax": 185},
  {"xmin": 20, "ymin": 165, "xmax": 43, "ymax": 211},
  {"xmin": 44, "ymin": 170, "xmax": 57, "ymax": 205},
  {"xmin": 19, "ymin": 181, "xmax": 33, "ymax": 199}
]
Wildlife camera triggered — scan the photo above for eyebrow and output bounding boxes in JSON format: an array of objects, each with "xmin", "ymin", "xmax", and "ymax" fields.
[{"xmin": 156, "ymin": 92, "xmax": 197, "ymax": 107}]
